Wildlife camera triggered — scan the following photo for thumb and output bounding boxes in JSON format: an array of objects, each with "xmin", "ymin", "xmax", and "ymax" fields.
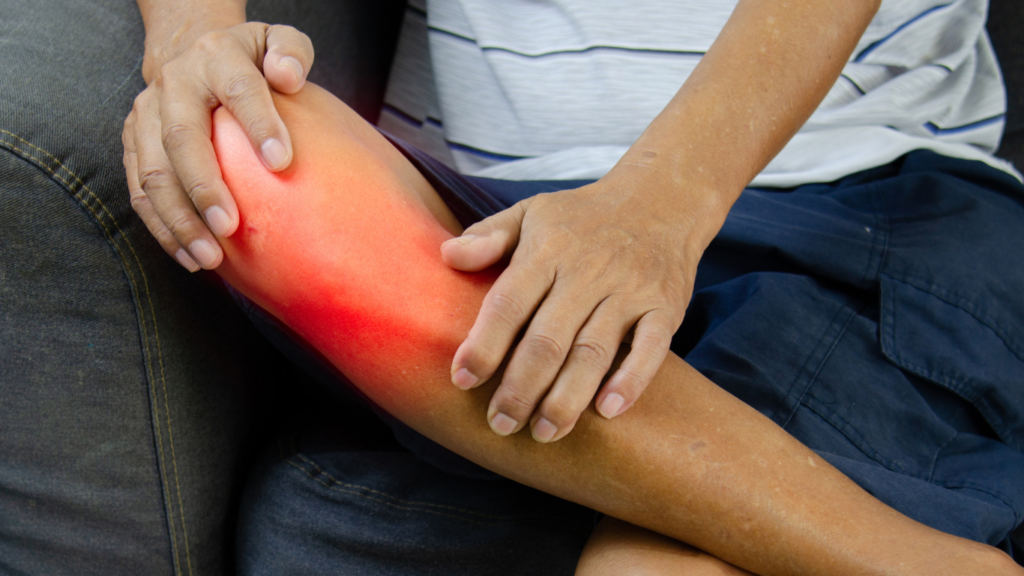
[
  {"xmin": 263, "ymin": 25, "xmax": 315, "ymax": 94},
  {"xmin": 441, "ymin": 199, "xmax": 530, "ymax": 271}
]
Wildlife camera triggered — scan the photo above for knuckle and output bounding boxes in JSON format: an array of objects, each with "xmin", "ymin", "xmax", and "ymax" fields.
[
  {"xmin": 244, "ymin": 21, "xmax": 270, "ymax": 38},
  {"xmin": 572, "ymin": 337, "xmax": 612, "ymax": 368},
  {"xmin": 489, "ymin": 292, "xmax": 528, "ymax": 327},
  {"xmin": 194, "ymin": 30, "xmax": 231, "ymax": 56},
  {"xmin": 183, "ymin": 178, "xmax": 217, "ymax": 203},
  {"xmin": 540, "ymin": 394, "xmax": 582, "ymax": 428},
  {"xmin": 128, "ymin": 187, "xmax": 149, "ymax": 208},
  {"xmin": 161, "ymin": 121, "xmax": 194, "ymax": 152},
  {"xmin": 224, "ymin": 72, "xmax": 262, "ymax": 102},
  {"xmin": 635, "ymin": 324, "xmax": 673, "ymax": 354},
  {"xmin": 495, "ymin": 386, "xmax": 537, "ymax": 418},
  {"xmin": 523, "ymin": 332, "xmax": 565, "ymax": 363},
  {"xmin": 137, "ymin": 166, "xmax": 172, "ymax": 193},
  {"xmin": 157, "ymin": 59, "xmax": 185, "ymax": 85},
  {"xmin": 269, "ymin": 23, "xmax": 301, "ymax": 41},
  {"xmin": 164, "ymin": 212, "xmax": 197, "ymax": 239}
]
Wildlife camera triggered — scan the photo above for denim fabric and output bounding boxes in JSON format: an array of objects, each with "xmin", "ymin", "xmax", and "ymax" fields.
[
  {"xmin": 0, "ymin": 1, "xmax": 404, "ymax": 574},
  {"xmin": 234, "ymin": 146, "xmax": 1024, "ymax": 570},
  {"xmin": 237, "ymin": 431, "xmax": 596, "ymax": 576}
]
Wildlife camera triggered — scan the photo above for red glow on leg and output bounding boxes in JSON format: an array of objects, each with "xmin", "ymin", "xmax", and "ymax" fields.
[{"xmin": 212, "ymin": 94, "xmax": 498, "ymax": 409}]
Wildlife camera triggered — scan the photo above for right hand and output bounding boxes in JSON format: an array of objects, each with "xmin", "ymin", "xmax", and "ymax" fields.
[{"xmin": 123, "ymin": 22, "xmax": 314, "ymax": 270}]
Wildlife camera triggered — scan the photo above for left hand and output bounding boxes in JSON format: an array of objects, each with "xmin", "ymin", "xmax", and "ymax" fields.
[{"xmin": 442, "ymin": 168, "xmax": 723, "ymax": 443}]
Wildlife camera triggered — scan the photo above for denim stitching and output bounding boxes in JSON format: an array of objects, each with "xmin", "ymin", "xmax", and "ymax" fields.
[
  {"xmin": 941, "ymin": 480, "xmax": 1023, "ymax": 526},
  {"xmin": 286, "ymin": 453, "xmax": 589, "ymax": 528},
  {"xmin": 777, "ymin": 300, "xmax": 861, "ymax": 430},
  {"xmin": 801, "ymin": 394, "xmax": 926, "ymax": 479},
  {"xmin": 882, "ymin": 271, "xmax": 1024, "ymax": 365},
  {"xmin": 0, "ymin": 130, "xmax": 193, "ymax": 576}
]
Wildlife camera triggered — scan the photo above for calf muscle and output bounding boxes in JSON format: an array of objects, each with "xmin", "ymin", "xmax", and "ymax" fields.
[{"xmin": 213, "ymin": 84, "xmax": 1015, "ymax": 576}]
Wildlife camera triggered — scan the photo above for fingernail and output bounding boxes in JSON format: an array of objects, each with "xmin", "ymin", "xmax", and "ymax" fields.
[
  {"xmin": 278, "ymin": 56, "xmax": 303, "ymax": 83},
  {"xmin": 452, "ymin": 367, "xmax": 479, "ymax": 390},
  {"xmin": 532, "ymin": 418, "xmax": 558, "ymax": 443},
  {"xmin": 189, "ymin": 239, "xmax": 219, "ymax": 269},
  {"xmin": 205, "ymin": 205, "xmax": 232, "ymax": 237},
  {"xmin": 261, "ymin": 138, "xmax": 289, "ymax": 171},
  {"xmin": 598, "ymin": 393, "xmax": 625, "ymax": 419},
  {"xmin": 490, "ymin": 413, "xmax": 518, "ymax": 436},
  {"xmin": 174, "ymin": 248, "xmax": 200, "ymax": 272}
]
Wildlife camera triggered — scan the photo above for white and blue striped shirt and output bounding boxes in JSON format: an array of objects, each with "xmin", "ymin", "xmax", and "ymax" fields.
[{"xmin": 379, "ymin": 0, "xmax": 1020, "ymax": 186}]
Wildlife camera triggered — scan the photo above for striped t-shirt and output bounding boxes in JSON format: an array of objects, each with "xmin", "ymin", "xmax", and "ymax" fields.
[{"xmin": 379, "ymin": 0, "xmax": 1020, "ymax": 186}]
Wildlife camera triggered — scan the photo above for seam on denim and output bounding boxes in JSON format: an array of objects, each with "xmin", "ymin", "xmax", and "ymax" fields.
[
  {"xmin": 862, "ymin": 181, "xmax": 890, "ymax": 285},
  {"xmin": 0, "ymin": 130, "xmax": 193, "ymax": 576},
  {"xmin": 927, "ymin": 429, "xmax": 958, "ymax": 484},
  {"xmin": 777, "ymin": 299, "xmax": 861, "ymax": 430},
  {"xmin": 881, "ymin": 271, "xmax": 1024, "ymax": 365},
  {"xmin": 942, "ymin": 481, "xmax": 1023, "ymax": 526},
  {"xmin": 800, "ymin": 394, "xmax": 931, "ymax": 481},
  {"xmin": 283, "ymin": 456, "xmax": 590, "ymax": 528}
]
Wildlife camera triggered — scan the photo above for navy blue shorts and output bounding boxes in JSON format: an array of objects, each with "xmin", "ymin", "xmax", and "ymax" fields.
[{"xmin": 233, "ymin": 144, "xmax": 1024, "ymax": 557}]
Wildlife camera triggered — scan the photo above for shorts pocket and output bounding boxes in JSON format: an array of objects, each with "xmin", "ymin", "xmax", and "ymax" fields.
[{"xmin": 879, "ymin": 273, "xmax": 1024, "ymax": 453}]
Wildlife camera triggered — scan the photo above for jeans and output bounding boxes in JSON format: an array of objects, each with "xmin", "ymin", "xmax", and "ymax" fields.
[{"xmin": 0, "ymin": 1, "xmax": 404, "ymax": 574}]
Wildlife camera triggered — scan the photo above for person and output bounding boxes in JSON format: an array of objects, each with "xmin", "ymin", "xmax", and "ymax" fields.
[
  {"xmin": 0, "ymin": 0, "xmax": 1021, "ymax": 573},
  {"xmin": 210, "ymin": 80, "xmax": 1024, "ymax": 575}
]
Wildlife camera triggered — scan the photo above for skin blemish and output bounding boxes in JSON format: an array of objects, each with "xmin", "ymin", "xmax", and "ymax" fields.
[
  {"xmin": 808, "ymin": 456, "xmax": 816, "ymax": 467},
  {"xmin": 689, "ymin": 440, "xmax": 708, "ymax": 453},
  {"xmin": 642, "ymin": 150, "xmax": 657, "ymax": 159}
]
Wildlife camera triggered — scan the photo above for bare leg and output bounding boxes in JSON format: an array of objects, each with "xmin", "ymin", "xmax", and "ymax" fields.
[
  {"xmin": 576, "ymin": 517, "xmax": 754, "ymax": 576},
  {"xmin": 212, "ymin": 84, "xmax": 1020, "ymax": 576}
]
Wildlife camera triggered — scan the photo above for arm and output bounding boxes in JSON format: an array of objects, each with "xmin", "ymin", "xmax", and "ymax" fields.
[
  {"xmin": 212, "ymin": 84, "xmax": 1020, "ymax": 576},
  {"xmin": 439, "ymin": 0, "xmax": 885, "ymax": 443}
]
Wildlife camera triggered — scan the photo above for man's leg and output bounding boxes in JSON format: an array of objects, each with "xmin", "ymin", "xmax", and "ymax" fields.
[
  {"xmin": 0, "ymin": 1, "xmax": 403, "ymax": 573},
  {"xmin": 576, "ymin": 517, "xmax": 753, "ymax": 576},
  {"xmin": 213, "ymin": 84, "xmax": 1021, "ymax": 576}
]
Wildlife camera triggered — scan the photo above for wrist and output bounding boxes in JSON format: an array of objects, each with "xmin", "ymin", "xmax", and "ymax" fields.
[
  {"xmin": 139, "ymin": 1, "xmax": 246, "ymax": 83},
  {"xmin": 601, "ymin": 159, "xmax": 735, "ymax": 253}
]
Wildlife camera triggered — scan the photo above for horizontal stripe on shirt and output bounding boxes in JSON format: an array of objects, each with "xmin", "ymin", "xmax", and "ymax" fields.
[{"xmin": 380, "ymin": 0, "xmax": 1019, "ymax": 186}]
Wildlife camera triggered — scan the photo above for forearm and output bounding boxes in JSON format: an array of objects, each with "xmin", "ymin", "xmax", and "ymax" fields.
[
  {"xmin": 212, "ymin": 85, "xmax": 1012, "ymax": 576},
  {"xmin": 610, "ymin": 0, "xmax": 880, "ymax": 250},
  {"xmin": 136, "ymin": 0, "xmax": 247, "ymax": 82}
]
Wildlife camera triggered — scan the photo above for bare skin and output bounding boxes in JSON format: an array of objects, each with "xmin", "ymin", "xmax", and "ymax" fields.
[
  {"xmin": 576, "ymin": 517, "xmax": 755, "ymax": 576},
  {"xmin": 442, "ymin": 0, "xmax": 883, "ymax": 444},
  {"xmin": 127, "ymin": 0, "xmax": 885, "ymax": 445},
  {"xmin": 211, "ymin": 84, "xmax": 1022, "ymax": 576}
]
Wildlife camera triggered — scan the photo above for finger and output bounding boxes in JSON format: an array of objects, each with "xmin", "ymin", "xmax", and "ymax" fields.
[
  {"xmin": 489, "ymin": 281, "xmax": 605, "ymax": 437},
  {"xmin": 124, "ymin": 114, "xmax": 199, "ymax": 272},
  {"xmin": 530, "ymin": 301, "xmax": 629, "ymax": 442},
  {"xmin": 441, "ymin": 199, "xmax": 531, "ymax": 272},
  {"xmin": 596, "ymin": 309, "xmax": 675, "ymax": 419},
  {"xmin": 157, "ymin": 65, "xmax": 241, "ymax": 250},
  {"xmin": 136, "ymin": 89, "xmax": 224, "ymax": 269},
  {"xmin": 450, "ymin": 257, "xmax": 552, "ymax": 393},
  {"xmin": 203, "ymin": 30, "xmax": 293, "ymax": 172},
  {"xmin": 262, "ymin": 24, "xmax": 314, "ymax": 94}
]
